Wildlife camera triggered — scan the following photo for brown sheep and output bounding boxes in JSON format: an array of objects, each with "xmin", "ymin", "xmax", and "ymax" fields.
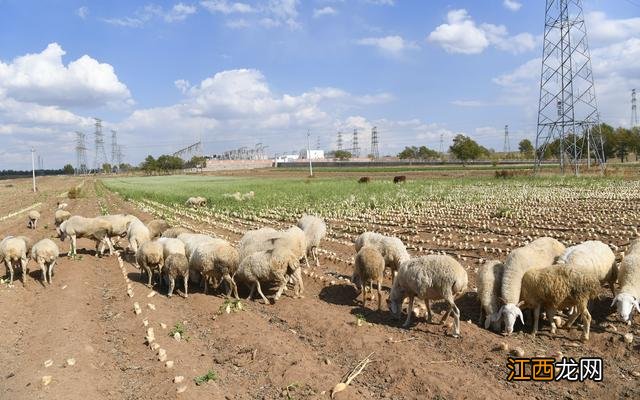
[
  {"xmin": 393, "ymin": 175, "xmax": 407, "ymax": 184},
  {"xmin": 163, "ymin": 253, "xmax": 189, "ymax": 298},
  {"xmin": 352, "ymin": 246, "xmax": 385, "ymax": 310},
  {"xmin": 358, "ymin": 176, "xmax": 370, "ymax": 183}
]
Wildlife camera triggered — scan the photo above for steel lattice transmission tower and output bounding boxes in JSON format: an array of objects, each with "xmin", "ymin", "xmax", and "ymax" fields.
[
  {"xmin": 351, "ymin": 128, "xmax": 360, "ymax": 158},
  {"xmin": 503, "ymin": 125, "xmax": 510, "ymax": 153},
  {"xmin": 111, "ymin": 129, "xmax": 119, "ymax": 169},
  {"xmin": 632, "ymin": 89, "xmax": 638, "ymax": 127},
  {"xmin": 370, "ymin": 126, "xmax": 379, "ymax": 159},
  {"xmin": 75, "ymin": 131, "xmax": 89, "ymax": 175},
  {"xmin": 337, "ymin": 131, "xmax": 343, "ymax": 151},
  {"xmin": 93, "ymin": 118, "xmax": 109, "ymax": 172},
  {"xmin": 535, "ymin": 0, "xmax": 605, "ymax": 175}
]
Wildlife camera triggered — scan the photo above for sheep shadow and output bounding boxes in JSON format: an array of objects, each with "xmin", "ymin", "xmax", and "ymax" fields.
[{"xmin": 318, "ymin": 284, "xmax": 360, "ymax": 306}]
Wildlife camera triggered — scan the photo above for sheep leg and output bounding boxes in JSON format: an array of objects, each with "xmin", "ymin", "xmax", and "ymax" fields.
[
  {"xmin": 247, "ymin": 282, "xmax": 256, "ymax": 300},
  {"xmin": 48, "ymin": 260, "xmax": 56, "ymax": 285},
  {"xmin": 292, "ymin": 268, "xmax": 304, "ymax": 297},
  {"xmin": 144, "ymin": 266, "xmax": 153, "ymax": 287},
  {"xmin": 425, "ymin": 299, "xmax": 433, "ymax": 323},
  {"xmin": 402, "ymin": 296, "xmax": 415, "ymax": 328},
  {"xmin": 104, "ymin": 237, "xmax": 115, "ymax": 256},
  {"xmin": 547, "ymin": 308, "xmax": 558, "ymax": 335},
  {"xmin": 273, "ymin": 274, "xmax": 287, "ymax": 302},
  {"xmin": 223, "ymin": 274, "xmax": 239, "ymax": 299},
  {"xmin": 96, "ymin": 240, "xmax": 102, "ymax": 257},
  {"xmin": 445, "ymin": 296, "xmax": 461, "ymax": 337},
  {"xmin": 564, "ymin": 308, "xmax": 582, "ymax": 329},
  {"xmin": 168, "ymin": 277, "xmax": 175, "ymax": 297},
  {"xmin": 39, "ymin": 259, "xmax": 47, "ymax": 285},
  {"xmin": 580, "ymin": 304, "xmax": 591, "ymax": 341},
  {"xmin": 313, "ymin": 247, "xmax": 320, "ymax": 267},
  {"xmin": 21, "ymin": 257, "xmax": 28, "ymax": 287},
  {"xmin": 255, "ymin": 281, "xmax": 269, "ymax": 304},
  {"xmin": 532, "ymin": 305, "xmax": 541, "ymax": 337},
  {"xmin": 479, "ymin": 305, "xmax": 485, "ymax": 326},
  {"xmin": 71, "ymin": 235, "xmax": 77, "ymax": 256},
  {"xmin": 5, "ymin": 259, "xmax": 14, "ymax": 286},
  {"xmin": 304, "ymin": 253, "xmax": 310, "ymax": 268},
  {"xmin": 377, "ymin": 279, "xmax": 382, "ymax": 311},
  {"xmin": 183, "ymin": 276, "xmax": 188, "ymax": 298},
  {"xmin": 362, "ymin": 282, "xmax": 367, "ymax": 309}
]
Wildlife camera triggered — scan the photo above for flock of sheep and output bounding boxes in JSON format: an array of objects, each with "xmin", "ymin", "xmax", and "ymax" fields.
[{"xmin": 2, "ymin": 197, "xmax": 639, "ymax": 343}]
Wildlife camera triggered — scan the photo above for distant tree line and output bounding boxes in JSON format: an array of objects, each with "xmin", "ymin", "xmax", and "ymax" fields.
[{"xmin": 140, "ymin": 155, "xmax": 207, "ymax": 174}]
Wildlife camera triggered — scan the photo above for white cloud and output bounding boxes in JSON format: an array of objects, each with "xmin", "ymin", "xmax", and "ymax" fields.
[
  {"xmin": 165, "ymin": 3, "xmax": 197, "ymax": 22},
  {"xmin": 76, "ymin": 6, "xmax": 89, "ymax": 19},
  {"xmin": 0, "ymin": 42, "xmax": 132, "ymax": 108},
  {"xmin": 200, "ymin": 0, "xmax": 255, "ymax": 14},
  {"xmin": 427, "ymin": 9, "xmax": 535, "ymax": 55},
  {"xmin": 226, "ymin": 19, "xmax": 251, "ymax": 29},
  {"xmin": 263, "ymin": 0, "xmax": 300, "ymax": 30},
  {"xmin": 356, "ymin": 35, "xmax": 418, "ymax": 57},
  {"xmin": 313, "ymin": 7, "xmax": 337, "ymax": 18},
  {"xmin": 104, "ymin": 3, "xmax": 195, "ymax": 27},
  {"xmin": 586, "ymin": 11, "xmax": 640, "ymax": 43},
  {"xmin": 364, "ymin": 0, "xmax": 395, "ymax": 5},
  {"xmin": 503, "ymin": 0, "xmax": 522, "ymax": 12}
]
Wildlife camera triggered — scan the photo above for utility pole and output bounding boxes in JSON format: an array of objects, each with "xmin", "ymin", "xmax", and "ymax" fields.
[
  {"xmin": 503, "ymin": 125, "xmax": 510, "ymax": 154},
  {"xmin": 337, "ymin": 131, "xmax": 343, "ymax": 151},
  {"xmin": 31, "ymin": 148, "xmax": 36, "ymax": 192},
  {"xmin": 307, "ymin": 129, "xmax": 313, "ymax": 177},
  {"xmin": 632, "ymin": 89, "xmax": 638, "ymax": 127},
  {"xmin": 439, "ymin": 133, "xmax": 444, "ymax": 157}
]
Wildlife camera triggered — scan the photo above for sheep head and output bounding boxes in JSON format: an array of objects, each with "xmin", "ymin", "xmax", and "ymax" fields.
[
  {"xmin": 611, "ymin": 293, "xmax": 640, "ymax": 323},
  {"xmin": 494, "ymin": 303, "xmax": 524, "ymax": 335}
]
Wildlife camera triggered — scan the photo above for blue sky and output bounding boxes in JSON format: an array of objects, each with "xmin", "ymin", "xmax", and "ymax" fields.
[{"xmin": 0, "ymin": 0, "xmax": 639, "ymax": 169}]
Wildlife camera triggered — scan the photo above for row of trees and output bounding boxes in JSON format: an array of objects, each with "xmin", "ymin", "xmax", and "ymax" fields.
[{"xmin": 140, "ymin": 155, "xmax": 207, "ymax": 174}]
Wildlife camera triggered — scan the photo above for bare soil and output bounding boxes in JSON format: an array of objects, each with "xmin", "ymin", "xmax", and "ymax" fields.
[{"xmin": 0, "ymin": 175, "xmax": 638, "ymax": 400}]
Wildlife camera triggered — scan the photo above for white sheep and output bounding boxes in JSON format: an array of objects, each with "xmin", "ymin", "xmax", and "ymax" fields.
[
  {"xmin": 185, "ymin": 196, "xmax": 207, "ymax": 208},
  {"xmin": 557, "ymin": 240, "xmax": 617, "ymax": 295},
  {"xmin": 520, "ymin": 265, "xmax": 600, "ymax": 341},
  {"xmin": 491, "ymin": 237, "xmax": 566, "ymax": 335},
  {"xmin": 296, "ymin": 215, "xmax": 327, "ymax": 267},
  {"xmin": 30, "ymin": 239, "xmax": 59, "ymax": 285},
  {"xmin": 163, "ymin": 253, "xmax": 189, "ymax": 298},
  {"xmin": 236, "ymin": 247, "xmax": 300, "ymax": 304},
  {"xmin": 477, "ymin": 260, "xmax": 505, "ymax": 331},
  {"xmin": 352, "ymin": 246, "xmax": 385, "ymax": 311},
  {"xmin": 54, "ymin": 209, "xmax": 72, "ymax": 227},
  {"xmin": 57, "ymin": 201, "xmax": 68, "ymax": 210},
  {"xmin": 27, "ymin": 210, "xmax": 40, "ymax": 229},
  {"xmin": 161, "ymin": 227, "xmax": 193, "ymax": 238},
  {"xmin": 612, "ymin": 239, "xmax": 640, "ymax": 324},
  {"xmin": 147, "ymin": 219, "xmax": 170, "ymax": 239},
  {"xmin": 1, "ymin": 236, "xmax": 32, "ymax": 286},
  {"xmin": 135, "ymin": 241, "xmax": 164, "ymax": 287},
  {"xmin": 97, "ymin": 214, "xmax": 141, "ymax": 242},
  {"xmin": 156, "ymin": 237, "xmax": 186, "ymax": 258},
  {"xmin": 189, "ymin": 239, "xmax": 239, "ymax": 298},
  {"xmin": 355, "ymin": 231, "xmax": 410, "ymax": 283},
  {"xmin": 388, "ymin": 255, "xmax": 468, "ymax": 337},
  {"xmin": 127, "ymin": 220, "xmax": 151, "ymax": 256},
  {"xmin": 57, "ymin": 216, "xmax": 115, "ymax": 256},
  {"xmin": 178, "ymin": 233, "xmax": 216, "ymax": 259},
  {"xmin": 238, "ymin": 227, "xmax": 279, "ymax": 261}
]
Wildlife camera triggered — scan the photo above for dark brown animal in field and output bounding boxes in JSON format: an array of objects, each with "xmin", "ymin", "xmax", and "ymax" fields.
[
  {"xmin": 393, "ymin": 175, "xmax": 406, "ymax": 184},
  {"xmin": 358, "ymin": 177, "xmax": 370, "ymax": 183}
]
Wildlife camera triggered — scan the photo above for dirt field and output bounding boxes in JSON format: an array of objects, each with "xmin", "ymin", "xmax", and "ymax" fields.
[{"xmin": 1, "ymin": 174, "xmax": 639, "ymax": 400}]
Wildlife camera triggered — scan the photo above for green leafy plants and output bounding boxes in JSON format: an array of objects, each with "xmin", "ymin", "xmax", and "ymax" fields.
[{"xmin": 193, "ymin": 370, "xmax": 217, "ymax": 386}]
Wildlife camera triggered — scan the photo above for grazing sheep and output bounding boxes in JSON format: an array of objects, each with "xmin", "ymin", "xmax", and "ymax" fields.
[
  {"xmin": 178, "ymin": 233, "xmax": 216, "ymax": 259},
  {"xmin": 27, "ymin": 210, "xmax": 40, "ymax": 229},
  {"xmin": 477, "ymin": 260, "xmax": 505, "ymax": 331},
  {"xmin": 57, "ymin": 201, "xmax": 68, "ymax": 210},
  {"xmin": 1, "ymin": 236, "xmax": 32, "ymax": 286},
  {"xmin": 57, "ymin": 216, "xmax": 115, "ymax": 256},
  {"xmin": 147, "ymin": 219, "xmax": 170, "ymax": 239},
  {"xmin": 393, "ymin": 175, "xmax": 407, "ymax": 184},
  {"xmin": 358, "ymin": 177, "xmax": 370, "ymax": 184},
  {"xmin": 354, "ymin": 232, "xmax": 410, "ymax": 284},
  {"xmin": 97, "ymin": 214, "xmax": 141, "ymax": 240},
  {"xmin": 156, "ymin": 237, "xmax": 186, "ymax": 258},
  {"xmin": 127, "ymin": 220, "xmax": 151, "ymax": 256},
  {"xmin": 236, "ymin": 247, "xmax": 300, "ymax": 304},
  {"xmin": 557, "ymin": 240, "xmax": 617, "ymax": 295},
  {"xmin": 161, "ymin": 227, "xmax": 193, "ymax": 238},
  {"xmin": 520, "ymin": 265, "xmax": 600, "ymax": 341},
  {"xmin": 491, "ymin": 237, "xmax": 566, "ymax": 335},
  {"xmin": 135, "ymin": 241, "xmax": 164, "ymax": 287},
  {"xmin": 296, "ymin": 215, "xmax": 327, "ymax": 267},
  {"xmin": 388, "ymin": 255, "xmax": 468, "ymax": 337},
  {"xmin": 612, "ymin": 239, "xmax": 640, "ymax": 324},
  {"xmin": 30, "ymin": 239, "xmax": 59, "ymax": 285},
  {"xmin": 163, "ymin": 253, "xmax": 189, "ymax": 298},
  {"xmin": 352, "ymin": 246, "xmax": 385, "ymax": 311},
  {"xmin": 238, "ymin": 227, "xmax": 279, "ymax": 261},
  {"xmin": 54, "ymin": 209, "xmax": 72, "ymax": 227},
  {"xmin": 189, "ymin": 239, "xmax": 239, "ymax": 298},
  {"xmin": 185, "ymin": 196, "xmax": 207, "ymax": 208}
]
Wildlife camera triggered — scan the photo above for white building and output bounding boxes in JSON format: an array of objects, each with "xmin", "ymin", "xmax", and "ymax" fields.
[
  {"xmin": 299, "ymin": 149, "xmax": 325, "ymax": 160},
  {"xmin": 275, "ymin": 154, "xmax": 300, "ymax": 163}
]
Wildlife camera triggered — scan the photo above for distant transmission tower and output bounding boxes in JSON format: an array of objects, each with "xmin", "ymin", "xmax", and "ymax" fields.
[
  {"xmin": 93, "ymin": 118, "xmax": 108, "ymax": 172},
  {"xmin": 75, "ymin": 131, "xmax": 89, "ymax": 175},
  {"xmin": 439, "ymin": 133, "xmax": 444, "ymax": 155},
  {"xmin": 316, "ymin": 136, "xmax": 321, "ymax": 149},
  {"xmin": 337, "ymin": 131, "xmax": 343, "ymax": 150},
  {"xmin": 370, "ymin": 126, "xmax": 379, "ymax": 159},
  {"xmin": 503, "ymin": 125, "xmax": 510, "ymax": 153},
  {"xmin": 535, "ymin": 0, "xmax": 605, "ymax": 174},
  {"xmin": 632, "ymin": 89, "xmax": 638, "ymax": 127},
  {"xmin": 352, "ymin": 128, "xmax": 360, "ymax": 158},
  {"xmin": 111, "ymin": 130, "xmax": 118, "ymax": 171}
]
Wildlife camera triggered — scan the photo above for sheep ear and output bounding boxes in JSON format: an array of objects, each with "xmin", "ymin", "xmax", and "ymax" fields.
[
  {"xmin": 517, "ymin": 309, "xmax": 525, "ymax": 325},
  {"xmin": 489, "ymin": 308, "xmax": 502, "ymax": 323},
  {"xmin": 483, "ymin": 316, "xmax": 491, "ymax": 330},
  {"xmin": 634, "ymin": 298, "xmax": 640, "ymax": 313},
  {"xmin": 516, "ymin": 300, "xmax": 525, "ymax": 307},
  {"xmin": 611, "ymin": 294, "xmax": 620, "ymax": 307}
]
